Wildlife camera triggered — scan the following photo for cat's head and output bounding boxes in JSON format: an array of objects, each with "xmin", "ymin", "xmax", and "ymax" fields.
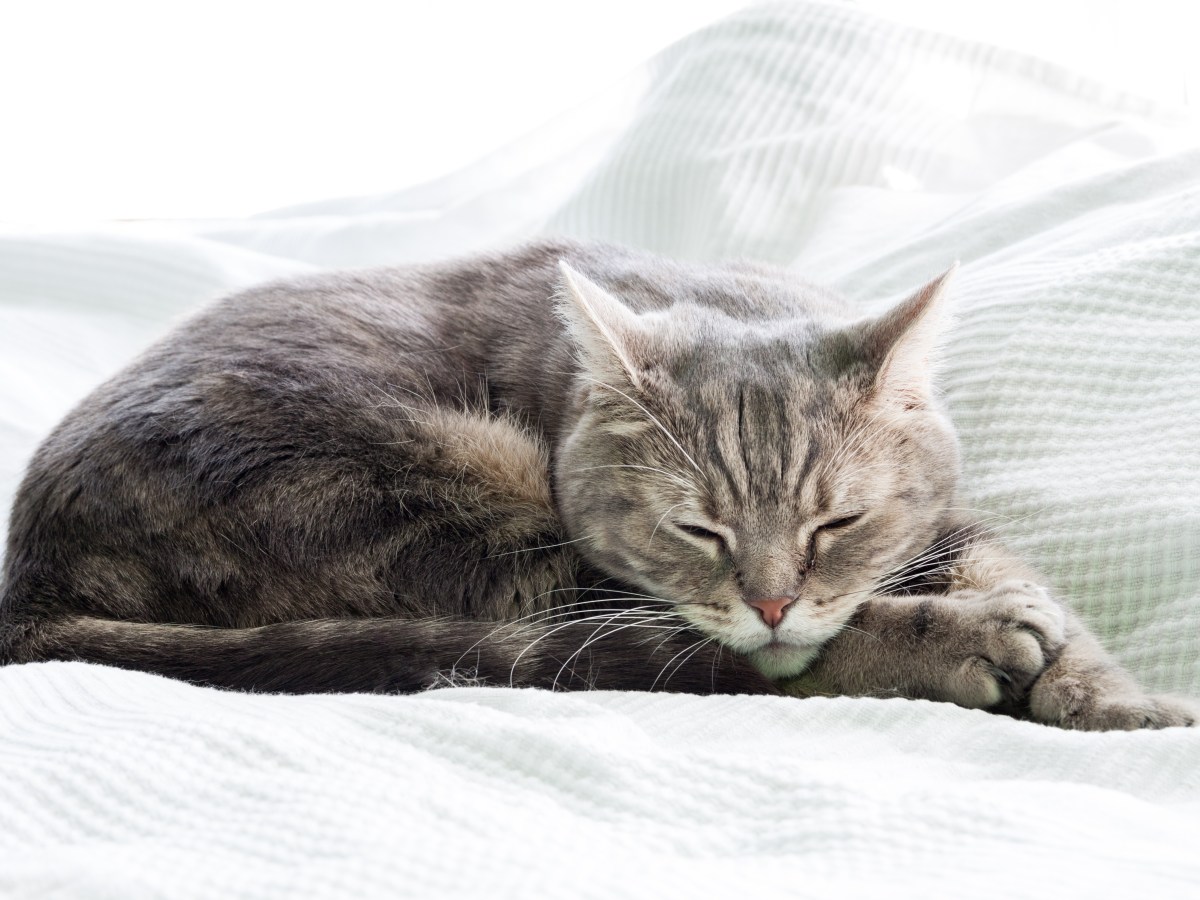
[{"xmin": 553, "ymin": 260, "xmax": 960, "ymax": 679}]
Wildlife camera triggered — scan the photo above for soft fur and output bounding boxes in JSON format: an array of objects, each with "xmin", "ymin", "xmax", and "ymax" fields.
[{"xmin": 0, "ymin": 239, "xmax": 1193, "ymax": 729}]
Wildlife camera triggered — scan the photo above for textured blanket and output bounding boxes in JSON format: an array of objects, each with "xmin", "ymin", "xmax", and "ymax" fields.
[{"xmin": 2, "ymin": 3, "xmax": 1199, "ymax": 896}]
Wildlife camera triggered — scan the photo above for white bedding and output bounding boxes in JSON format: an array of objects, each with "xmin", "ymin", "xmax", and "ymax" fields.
[{"xmin": 2, "ymin": 3, "xmax": 1199, "ymax": 896}]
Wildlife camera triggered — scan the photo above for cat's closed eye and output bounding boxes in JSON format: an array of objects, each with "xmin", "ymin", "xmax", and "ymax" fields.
[
  {"xmin": 820, "ymin": 513, "xmax": 864, "ymax": 531},
  {"xmin": 676, "ymin": 523, "xmax": 728, "ymax": 550}
]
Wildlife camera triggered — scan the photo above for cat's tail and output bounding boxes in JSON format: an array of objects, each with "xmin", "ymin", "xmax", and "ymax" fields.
[{"xmin": 1, "ymin": 614, "xmax": 777, "ymax": 695}]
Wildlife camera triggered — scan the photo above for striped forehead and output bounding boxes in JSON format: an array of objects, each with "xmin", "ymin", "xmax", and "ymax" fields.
[{"xmin": 698, "ymin": 377, "xmax": 828, "ymax": 511}]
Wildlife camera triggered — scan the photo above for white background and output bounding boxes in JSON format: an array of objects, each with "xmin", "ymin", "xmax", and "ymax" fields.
[{"xmin": 1, "ymin": 0, "xmax": 1196, "ymax": 224}]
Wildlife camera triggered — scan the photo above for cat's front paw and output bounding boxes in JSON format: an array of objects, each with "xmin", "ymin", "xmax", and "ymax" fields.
[
  {"xmin": 1030, "ymin": 677, "xmax": 1198, "ymax": 731},
  {"xmin": 937, "ymin": 580, "xmax": 1067, "ymax": 709}
]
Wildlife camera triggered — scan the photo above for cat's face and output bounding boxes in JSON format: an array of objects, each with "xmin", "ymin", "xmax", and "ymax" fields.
[{"xmin": 554, "ymin": 263, "xmax": 959, "ymax": 678}]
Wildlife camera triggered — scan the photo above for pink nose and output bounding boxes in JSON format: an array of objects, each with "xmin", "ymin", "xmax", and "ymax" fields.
[{"xmin": 747, "ymin": 597, "xmax": 796, "ymax": 629}]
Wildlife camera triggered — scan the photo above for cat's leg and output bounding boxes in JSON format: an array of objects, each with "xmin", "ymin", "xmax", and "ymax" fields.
[
  {"xmin": 1028, "ymin": 626, "xmax": 1199, "ymax": 730},
  {"xmin": 789, "ymin": 528, "xmax": 1198, "ymax": 730},
  {"xmin": 788, "ymin": 580, "xmax": 1067, "ymax": 712}
]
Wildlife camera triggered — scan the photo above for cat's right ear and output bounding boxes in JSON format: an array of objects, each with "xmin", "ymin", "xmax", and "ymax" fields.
[
  {"xmin": 556, "ymin": 261, "xmax": 647, "ymax": 390},
  {"xmin": 857, "ymin": 265, "xmax": 957, "ymax": 409}
]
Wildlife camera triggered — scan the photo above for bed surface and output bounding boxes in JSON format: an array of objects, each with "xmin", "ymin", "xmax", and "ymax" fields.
[
  {"xmin": 5, "ymin": 662, "xmax": 1199, "ymax": 898},
  {"xmin": 2, "ymin": 3, "xmax": 1199, "ymax": 896}
]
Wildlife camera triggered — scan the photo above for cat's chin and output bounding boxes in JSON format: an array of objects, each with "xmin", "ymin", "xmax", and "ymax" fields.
[{"xmin": 745, "ymin": 641, "xmax": 822, "ymax": 680}]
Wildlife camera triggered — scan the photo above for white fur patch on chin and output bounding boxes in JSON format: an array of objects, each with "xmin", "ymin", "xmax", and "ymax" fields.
[{"xmin": 747, "ymin": 643, "xmax": 821, "ymax": 680}]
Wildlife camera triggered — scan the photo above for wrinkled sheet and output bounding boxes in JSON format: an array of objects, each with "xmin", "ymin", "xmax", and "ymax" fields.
[{"xmin": 2, "ymin": 2, "xmax": 1199, "ymax": 896}]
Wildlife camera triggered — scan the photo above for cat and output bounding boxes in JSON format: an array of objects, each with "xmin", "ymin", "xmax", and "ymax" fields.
[{"xmin": 0, "ymin": 238, "xmax": 1194, "ymax": 730}]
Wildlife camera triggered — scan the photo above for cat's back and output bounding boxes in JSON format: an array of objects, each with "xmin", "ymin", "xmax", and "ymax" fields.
[
  {"xmin": 2, "ymin": 240, "xmax": 842, "ymax": 554},
  {"xmin": 8, "ymin": 239, "xmax": 844, "ymax": 515},
  {"xmin": 112, "ymin": 237, "xmax": 840, "ymax": 384},
  {"xmin": 0, "ymin": 240, "xmax": 589, "ymax": 630}
]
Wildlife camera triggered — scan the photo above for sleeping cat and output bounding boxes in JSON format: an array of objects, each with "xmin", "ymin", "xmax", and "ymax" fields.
[{"xmin": 0, "ymin": 239, "xmax": 1193, "ymax": 730}]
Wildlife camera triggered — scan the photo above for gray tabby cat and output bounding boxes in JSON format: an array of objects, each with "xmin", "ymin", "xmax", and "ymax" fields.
[{"xmin": 0, "ymin": 239, "xmax": 1193, "ymax": 730}]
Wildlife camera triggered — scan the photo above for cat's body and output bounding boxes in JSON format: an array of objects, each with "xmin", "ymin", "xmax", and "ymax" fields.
[{"xmin": 1, "ymin": 239, "xmax": 1194, "ymax": 729}]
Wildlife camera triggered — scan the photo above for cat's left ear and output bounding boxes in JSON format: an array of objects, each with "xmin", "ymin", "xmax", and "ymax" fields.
[
  {"xmin": 860, "ymin": 265, "xmax": 957, "ymax": 409},
  {"xmin": 556, "ymin": 261, "xmax": 648, "ymax": 390}
]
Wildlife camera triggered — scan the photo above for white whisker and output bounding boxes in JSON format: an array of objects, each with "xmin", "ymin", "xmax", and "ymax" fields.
[
  {"xmin": 652, "ymin": 636, "xmax": 715, "ymax": 691},
  {"xmin": 648, "ymin": 502, "xmax": 690, "ymax": 549},
  {"xmin": 485, "ymin": 536, "xmax": 592, "ymax": 559},
  {"xmin": 571, "ymin": 464, "xmax": 693, "ymax": 490},
  {"xmin": 577, "ymin": 374, "xmax": 705, "ymax": 477}
]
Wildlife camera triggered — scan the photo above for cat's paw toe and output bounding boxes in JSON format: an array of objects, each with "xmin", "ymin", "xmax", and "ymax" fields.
[
  {"xmin": 951, "ymin": 653, "xmax": 1032, "ymax": 708},
  {"xmin": 953, "ymin": 630, "xmax": 1046, "ymax": 707},
  {"xmin": 978, "ymin": 580, "xmax": 1067, "ymax": 652},
  {"xmin": 938, "ymin": 581, "xmax": 1067, "ymax": 709},
  {"xmin": 1030, "ymin": 678, "xmax": 1198, "ymax": 730}
]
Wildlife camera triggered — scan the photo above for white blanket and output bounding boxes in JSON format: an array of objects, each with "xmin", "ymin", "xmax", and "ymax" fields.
[
  {"xmin": 2, "ymin": 3, "xmax": 1199, "ymax": 896},
  {"xmin": 3, "ymin": 662, "xmax": 1199, "ymax": 898}
]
